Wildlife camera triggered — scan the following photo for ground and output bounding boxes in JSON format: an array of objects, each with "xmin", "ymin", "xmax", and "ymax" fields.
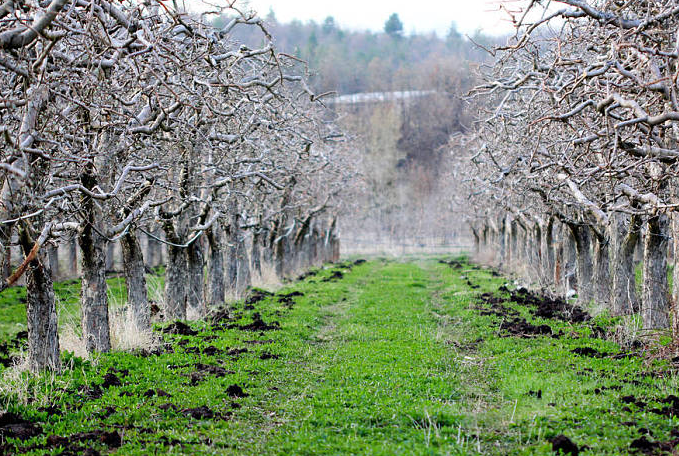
[{"xmin": 0, "ymin": 257, "xmax": 678, "ymax": 455}]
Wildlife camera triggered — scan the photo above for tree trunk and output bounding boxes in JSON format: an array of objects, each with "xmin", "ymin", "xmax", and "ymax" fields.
[
  {"xmin": 120, "ymin": 229, "xmax": 149, "ymax": 330},
  {"xmin": 48, "ymin": 245, "xmax": 59, "ymax": 280},
  {"xmin": 471, "ymin": 227, "xmax": 480, "ymax": 255},
  {"xmin": 68, "ymin": 238, "xmax": 78, "ymax": 278},
  {"xmin": 19, "ymin": 228, "xmax": 60, "ymax": 372},
  {"xmin": 611, "ymin": 214, "xmax": 640, "ymax": 316},
  {"xmin": 206, "ymin": 226, "xmax": 225, "ymax": 308},
  {"xmin": 105, "ymin": 242, "xmax": 115, "ymax": 272},
  {"xmin": 165, "ymin": 244, "xmax": 188, "ymax": 320},
  {"xmin": 672, "ymin": 212, "xmax": 679, "ymax": 337},
  {"xmin": 564, "ymin": 227, "xmax": 577, "ymax": 294},
  {"xmin": 78, "ymin": 166, "xmax": 111, "ymax": 353},
  {"xmin": 498, "ymin": 218, "xmax": 507, "ymax": 268},
  {"xmin": 274, "ymin": 220, "xmax": 289, "ymax": 277},
  {"xmin": 642, "ymin": 214, "xmax": 670, "ymax": 330},
  {"xmin": 593, "ymin": 230, "xmax": 611, "ymax": 309},
  {"xmin": 541, "ymin": 218, "xmax": 555, "ymax": 283},
  {"xmin": 187, "ymin": 237, "xmax": 205, "ymax": 318},
  {"xmin": 509, "ymin": 221, "xmax": 518, "ymax": 265},
  {"xmin": 330, "ymin": 217, "xmax": 340, "ymax": 262},
  {"xmin": 79, "ymin": 226, "xmax": 111, "ymax": 353},
  {"xmin": 262, "ymin": 224, "xmax": 274, "ymax": 265},
  {"xmin": 226, "ymin": 223, "xmax": 239, "ymax": 291},
  {"xmin": 2, "ymin": 242, "xmax": 10, "ymax": 281},
  {"xmin": 569, "ymin": 223, "xmax": 594, "ymax": 306},
  {"xmin": 236, "ymin": 233, "xmax": 251, "ymax": 297},
  {"xmin": 145, "ymin": 231, "xmax": 156, "ymax": 269},
  {"xmin": 163, "ymin": 221, "xmax": 188, "ymax": 320},
  {"xmin": 251, "ymin": 229, "xmax": 262, "ymax": 278}
]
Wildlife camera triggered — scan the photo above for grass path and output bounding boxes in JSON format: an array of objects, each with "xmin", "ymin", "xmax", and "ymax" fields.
[
  {"xmin": 261, "ymin": 260, "xmax": 467, "ymax": 455},
  {"xmin": 3, "ymin": 258, "xmax": 679, "ymax": 455}
]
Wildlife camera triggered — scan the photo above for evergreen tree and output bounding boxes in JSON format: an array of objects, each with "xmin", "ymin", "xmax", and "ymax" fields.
[
  {"xmin": 322, "ymin": 16, "xmax": 337, "ymax": 35},
  {"xmin": 384, "ymin": 13, "xmax": 403, "ymax": 37}
]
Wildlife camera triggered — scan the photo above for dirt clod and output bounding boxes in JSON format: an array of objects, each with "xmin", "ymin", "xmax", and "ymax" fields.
[
  {"xmin": 438, "ymin": 259, "xmax": 463, "ymax": 269},
  {"xmin": 277, "ymin": 291, "xmax": 304, "ymax": 307},
  {"xmin": 246, "ymin": 289, "xmax": 274, "ymax": 306},
  {"xmin": 550, "ymin": 434, "xmax": 579, "ymax": 455},
  {"xmin": 571, "ymin": 347, "xmax": 608, "ymax": 358},
  {"xmin": 499, "ymin": 317, "xmax": 552, "ymax": 338},
  {"xmin": 0, "ymin": 412, "xmax": 42, "ymax": 441},
  {"xmin": 162, "ymin": 321, "xmax": 198, "ymax": 336},
  {"xmin": 101, "ymin": 373, "xmax": 122, "ymax": 388},
  {"xmin": 233, "ymin": 313, "xmax": 280, "ymax": 331},
  {"xmin": 159, "ymin": 403, "xmax": 178, "ymax": 412},
  {"xmin": 322, "ymin": 270, "xmax": 344, "ymax": 282},
  {"xmin": 226, "ymin": 384, "xmax": 248, "ymax": 398},
  {"xmin": 183, "ymin": 406, "xmax": 214, "ymax": 419},
  {"xmin": 510, "ymin": 289, "xmax": 590, "ymax": 323}
]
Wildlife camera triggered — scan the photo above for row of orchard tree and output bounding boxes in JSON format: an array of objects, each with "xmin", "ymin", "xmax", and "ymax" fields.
[
  {"xmin": 456, "ymin": 1, "xmax": 679, "ymax": 335},
  {"xmin": 0, "ymin": 0, "xmax": 352, "ymax": 372}
]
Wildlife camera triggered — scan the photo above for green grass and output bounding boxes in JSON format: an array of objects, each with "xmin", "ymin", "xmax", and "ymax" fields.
[{"xmin": 1, "ymin": 258, "xmax": 678, "ymax": 455}]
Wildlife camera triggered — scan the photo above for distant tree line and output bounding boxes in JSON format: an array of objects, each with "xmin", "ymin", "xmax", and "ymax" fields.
[{"xmin": 217, "ymin": 11, "xmax": 497, "ymax": 96}]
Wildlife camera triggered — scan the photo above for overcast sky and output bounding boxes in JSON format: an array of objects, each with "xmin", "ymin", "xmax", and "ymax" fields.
[{"xmin": 228, "ymin": 0, "xmax": 517, "ymax": 37}]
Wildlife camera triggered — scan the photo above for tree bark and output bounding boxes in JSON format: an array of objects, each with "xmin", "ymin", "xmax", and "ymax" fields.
[
  {"xmin": 105, "ymin": 241, "xmax": 115, "ymax": 272},
  {"xmin": 236, "ymin": 233, "xmax": 251, "ymax": 297},
  {"xmin": 251, "ymin": 228, "xmax": 262, "ymax": 278},
  {"xmin": 163, "ymin": 221, "xmax": 188, "ymax": 320},
  {"xmin": 145, "ymin": 231, "xmax": 156, "ymax": 269},
  {"xmin": 274, "ymin": 219, "xmax": 290, "ymax": 277},
  {"xmin": 187, "ymin": 237, "xmax": 205, "ymax": 318},
  {"xmin": 498, "ymin": 217, "xmax": 507, "ymax": 268},
  {"xmin": 226, "ymin": 223, "xmax": 238, "ymax": 291},
  {"xmin": 68, "ymin": 238, "xmax": 78, "ymax": 278},
  {"xmin": 330, "ymin": 217, "xmax": 340, "ymax": 262},
  {"xmin": 642, "ymin": 214, "xmax": 670, "ymax": 330},
  {"xmin": 19, "ymin": 228, "xmax": 60, "ymax": 372},
  {"xmin": 569, "ymin": 223, "xmax": 594, "ymax": 306},
  {"xmin": 672, "ymin": 212, "xmax": 679, "ymax": 337},
  {"xmin": 592, "ymin": 229, "xmax": 611, "ymax": 309},
  {"xmin": 611, "ymin": 214, "xmax": 640, "ymax": 316},
  {"xmin": 206, "ymin": 226, "xmax": 225, "ymax": 308},
  {"xmin": 541, "ymin": 217, "xmax": 555, "ymax": 283},
  {"xmin": 120, "ymin": 228, "xmax": 149, "ymax": 330},
  {"xmin": 48, "ymin": 245, "xmax": 59, "ymax": 280},
  {"xmin": 509, "ymin": 221, "xmax": 518, "ymax": 265},
  {"xmin": 79, "ymin": 226, "xmax": 111, "ymax": 353},
  {"xmin": 471, "ymin": 226, "xmax": 480, "ymax": 255},
  {"xmin": 564, "ymin": 227, "xmax": 577, "ymax": 293},
  {"xmin": 78, "ymin": 168, "xmax": 111, "ymax": 354}
]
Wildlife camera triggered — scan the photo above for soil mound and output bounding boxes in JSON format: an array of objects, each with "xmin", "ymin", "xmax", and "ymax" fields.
[
  {"xmin": 161, "ymin": 321, "xmax": 198, "ymax": 336},
  {"xmin": 226, "ymin": 384, "xmax": 248, "ymax": 398},
  {"xmin": 500, "ymin": 317, "xmax": 553, "ymax": 338},
  {"xmin": 0, "ymin": 412, "xmax": 41, "ymax": 441},
  {"xmin": 550, "ymin": 434, "xmax": 579, "ymax": 455},
  {"xmin": 510, "ymin": 288, "xmax": 590, "ymax": 323},
  {"xmin": 233, "ymin": 313, "xmax": 280, "ymax": 331}
]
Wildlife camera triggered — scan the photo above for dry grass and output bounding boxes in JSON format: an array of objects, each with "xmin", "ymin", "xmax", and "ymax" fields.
[
  {"xmin": 146, "ymin": 273, "xmax": 164, "ymax": 305},
  {"xmin": 610, "ymin": 314, "xmax": 643, "ymax": 350},
  {"xmin": 58, "ymin": 285, "xmax": 160, "ymax": 359},
  {"xmin": 109, "ymin": 307, "xmax": 159, "ymax": 352},
  {"xmin": 0, "ymin": 352, "xmax": 72, "ymax": 408}
]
